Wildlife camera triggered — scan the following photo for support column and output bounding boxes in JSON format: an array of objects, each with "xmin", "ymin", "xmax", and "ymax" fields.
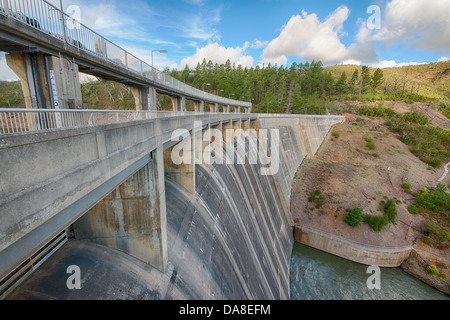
[
  {"xmin": 73, "ymin": 148, "xmax": 168, "ymax": 273},
  {"xmin": 6, "ymin": 52, "xmax": 51, "ymax": 109},
  {"xmin": 131, "ymin": 87, "xmax": 150, "ymax": 111},
  {"xmin": 226, "ymin": 105, "xmax": 230, "ymax": 113},
  {"xmin": 149, "ymin": 87, "xmax": 157, "ymax": 111},
  {"xmin": 214, "ymin": 103, "xmax": 219, "ymax": 113},
  {"xmin": 200, "ymin": 101, "xmax": 204, "ymax": 113},
  {"xmin": 170, "ymin": 96, "xmax": 186, "ymax": 112},
  {"xmin": 47, "ymin": 54, "xmax": 82, "ymax": 109},
  {"xmin": 164, "ymin": 133, "xmax": 196, "ymax": 194},
  {"xmin": 6, "ymin": 52, "xmax": 83, "ymax": 110}
]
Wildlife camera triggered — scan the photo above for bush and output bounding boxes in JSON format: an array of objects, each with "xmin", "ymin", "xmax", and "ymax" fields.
[
  {"xmin": 383, "ymin": 199, "xmax": 397, "ymax": 223},
  {"xmin": 366, "ymin": 142, "xmax": 376, "ymax": 150},
  {"xmin": 408, "ymin": 205, "xmax": 419, "ymax": 214},
  {"xmin": 344, "ymin": 207, "xmax": 364, "ymax": 227},
  {"xmin": 426, "ymin": 265, "xmax": 440, "ymax": 275},
  {"xmin": 401, "ymin": 183, "xmax": 411, "ymax": 190},
  {"xmin": 416, "ymin": 184, "xmax": 450, "ymax": 212},
  {"xmin": 332, "ymin": 131, "xmax": 340, "ymax": 138},
  {"xmin": 364, "ymin": 214, "xmax": 389, "ymax": 232}
]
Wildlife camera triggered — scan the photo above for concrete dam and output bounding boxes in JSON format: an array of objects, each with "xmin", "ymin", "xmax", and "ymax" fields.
[{"xmin": 1, "ymin": 114, "xmax": 343, "ymax": 300}]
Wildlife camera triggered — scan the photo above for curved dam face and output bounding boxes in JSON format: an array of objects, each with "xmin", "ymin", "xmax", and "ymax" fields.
[{"xmin": 6, "ymin": 116, "xmax": 342, "ymax": 300}]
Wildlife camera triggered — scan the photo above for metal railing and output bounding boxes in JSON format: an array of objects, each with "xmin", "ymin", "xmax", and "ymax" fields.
[
  {"xmin": 0, "ymin": 108, "xmax": 251, "ymax": 135},
  {"xmin": 0, "ymin": 0, "xmax": 251, "ymax": 109}
]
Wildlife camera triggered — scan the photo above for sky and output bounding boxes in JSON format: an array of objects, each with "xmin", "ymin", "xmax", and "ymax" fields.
[{"xmin": 1, "ymin": 0, "xmax": 450, "ymax": 81}]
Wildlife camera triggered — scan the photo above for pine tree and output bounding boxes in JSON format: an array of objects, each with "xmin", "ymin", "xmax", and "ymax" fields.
[
  {"xmin": 371, "ymin": 68, "xmax": 384, "ymax": 93},
  {"xmin": 349, "ymin": 69, "xmax": 359, "ymax": 95},
  {"xmin": 336, "ymin": 71, "xmax": 349, "ymax": 95}
]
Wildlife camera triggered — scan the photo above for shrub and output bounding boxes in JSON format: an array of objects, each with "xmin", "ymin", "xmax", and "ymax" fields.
[
  {"xmin": 344, "ymin": 207, "xmax": 364, "ymax": 227},
  {"xmin": 428, "ymin": 158, "xmax": 443, "ymax": 168},
  {"xmin": 372, "ymin": 153, "xmax": 379, "ymax": 158},
  {"xmin": 366, "ymin": 142, "xmax": 376, "ymax": 150},
  {"xmin": 408, "ymin": 205, "xmax": 419, "ymax": 214},
  {"xmin": 383, "ymin": 199, "xmax": 397, "ymax": 223},
  {"xmin": 401, "ymin": 183, "xmax": 411, "ymax": 190},
  {"xmin": 416, "ymin": 184, "xmax": 450, "ymax": 212},
  {"xmin": 364, "ymin": 214, "xmax": 389, "ymax": 232},
  {"xmin": 332, "ymin": 131, "xmax": 340, "ymax": 138},
  {"xmin": 426, "ymin": 265, "xmax": 439, "ymax": 275}
]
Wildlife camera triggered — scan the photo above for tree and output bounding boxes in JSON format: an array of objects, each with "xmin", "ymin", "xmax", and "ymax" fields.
[
  {"xmin": 349, "ymin": 69, "xmax": 359, "ymax": 94},
  {"xmin": 371, "ymin": 68, "xmax": 384, "ymax": 92},
  {"xmin": 360, "ymin": 66, "xmax": 371, "ymax": 95},
  {"xmin": 335, "ymin": 71, "xmax": 349, "ymax": 95}
]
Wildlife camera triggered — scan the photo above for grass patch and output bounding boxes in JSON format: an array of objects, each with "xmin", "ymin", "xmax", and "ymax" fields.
[{"xmin": 308, "ymin": 190, "xmax": 325, "ymax": 209}]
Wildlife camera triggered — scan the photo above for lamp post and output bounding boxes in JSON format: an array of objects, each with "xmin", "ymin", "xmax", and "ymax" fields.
[{"xmin": 151, "ymin": 50, "xmax": 168, "ymax": 69}]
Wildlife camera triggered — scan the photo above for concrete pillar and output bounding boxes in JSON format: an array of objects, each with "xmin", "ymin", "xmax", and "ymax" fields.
[
  {"xmin": 170, "ymin": 96, "xmax": 186, "ymax": 112},
  {"xmin": 47, "ymin": 54, "xmax": 82, "ymax": 109},
  {"xmin": 73, "ymin": 148, "xmax": 168, "ymax": 272},
  {"xmin": 226, "ymin": 105, "xmax": 230, "ymax": 113},
  {"xmin": 181, "ymin": 96, "xmax": 186, "ymax": 112},
  {"xmin": 236, "ymin": 107, "xmax": 241, "ymax": 113},
  {"xmin": 170, "ymin": 96, "xmax": 178, "ymax": 112},
  {"xmin": 214, "ymin": 103, "xmax": 219, "ymax": 113},
  {"xmin": 6, "ymin": 52, "xmax": 82, "ymax": 110},
  {"xmin": 149, "ymin": 87, "xmax": 157, "ymax": 111},
  {"xmin": 131, "ymin": 87, "xmax": 150, "ymax": 111},
  {"xmin": 200, "ymin": 101, "xmax": 204, "ymax": 113},
  {"xmin": 6, "ymin": 52, "xmax": 51, "ymax": 109},
  {"xmin": 164, "ymin": 134, "xmax": 196, "ymax": 194},
  {"xmin": 242, "ymin": 119, "xmax": 250, "ymax": 130}
]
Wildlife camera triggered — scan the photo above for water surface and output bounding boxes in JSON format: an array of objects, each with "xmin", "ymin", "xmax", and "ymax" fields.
[{"xmin": 290, "ymin": 243, "xmax": 449, "ymax": 300}]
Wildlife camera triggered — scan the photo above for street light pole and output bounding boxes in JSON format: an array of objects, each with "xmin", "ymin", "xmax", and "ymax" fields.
[{"xmin": 151, "ymin": 50, "xmax": 168, "ymax": 69}]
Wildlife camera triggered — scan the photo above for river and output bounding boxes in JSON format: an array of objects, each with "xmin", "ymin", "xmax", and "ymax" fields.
[{"xmin": 290, "ymin": 243, "xmax": 449, "ymax": 300}]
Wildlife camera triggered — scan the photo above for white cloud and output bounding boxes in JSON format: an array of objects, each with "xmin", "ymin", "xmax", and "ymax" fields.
[
  {"xmin": 371, "ymin": 60, "xmax": 427, "ymax": 69},
  {"xmin": 180, "ymin": 43, "xmax": 254, "ymax": 69},
  {"xmin": 261, "ymin": 6, "xmax": 375, "ymax": 66},
  {"xmin": 438, "ymin": 56, "xmax": 449, "ymax": 62},
  {"xmin": 250, "ymin": 40, "xmax": 269, "ymax": 50},
  {"xmin": 373, "ymin": 0, "xmax": 450, "ymax": 54}
]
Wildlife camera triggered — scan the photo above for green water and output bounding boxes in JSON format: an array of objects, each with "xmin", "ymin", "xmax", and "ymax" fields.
[{"xmin": 290, "ymin": 243, "xmax": 450, "ymax": 300}]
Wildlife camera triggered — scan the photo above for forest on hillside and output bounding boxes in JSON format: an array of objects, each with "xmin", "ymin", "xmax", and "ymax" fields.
[
  {"xmin": 168, "ymin": 59, "xmax": 450, "ymax": 114},
  {"xmin": 1, "ymin": 60, "xmax": 449, "ymax": 116}
]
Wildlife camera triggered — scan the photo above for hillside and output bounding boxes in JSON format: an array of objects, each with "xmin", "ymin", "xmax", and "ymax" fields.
[
  {"xmin": 291, "ymin": 109, "xmax": 450, "ymax": 294},
  {"xmin": 325, "ymin": 61, "xmax": 450, "ymax": 107}
]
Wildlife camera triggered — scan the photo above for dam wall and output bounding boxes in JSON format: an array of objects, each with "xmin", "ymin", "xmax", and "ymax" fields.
[{"xmin": 5, "ymin": 115, "xmax": 344, "ymax": 300}]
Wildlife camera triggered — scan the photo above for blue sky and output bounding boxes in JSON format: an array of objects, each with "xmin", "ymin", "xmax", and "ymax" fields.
[{"xmin": 1, "ymin": 0, "xmax": 450, "ymax": 80}]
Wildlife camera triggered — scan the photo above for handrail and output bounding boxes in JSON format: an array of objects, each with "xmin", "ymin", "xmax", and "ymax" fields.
[
  {"xmin": 0, "ymin": 108, "xmax": 253, "ymax": 135},
  {"xmin": 0, "ymin": 0, "xmax": 251, "ymax": 108}
]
